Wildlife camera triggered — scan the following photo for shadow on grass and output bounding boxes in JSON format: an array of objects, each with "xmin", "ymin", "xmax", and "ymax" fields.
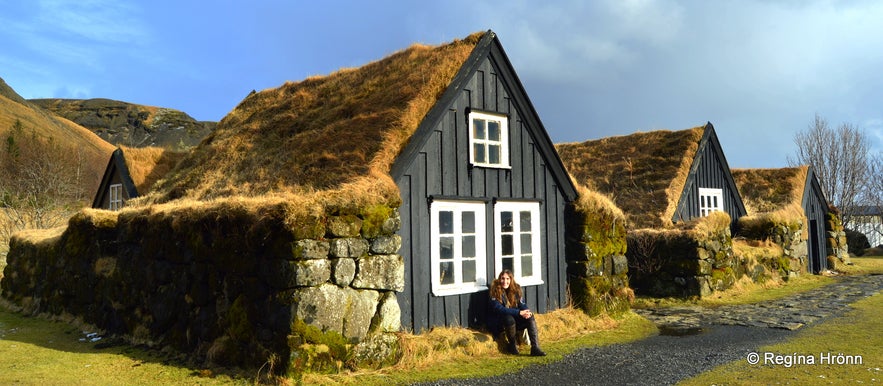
[{"xmin": 0, "ymin": 302, "xmax": 248, "ymax": 384}]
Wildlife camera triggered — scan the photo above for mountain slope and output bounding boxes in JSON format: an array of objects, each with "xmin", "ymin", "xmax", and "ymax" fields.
[
  {"xmin": 30, "ymin": 98, "xmax": 216, "ymax": 150},
  {"xmin": 0, "ymin": 77, "xmax": 114, "ymax": 199}
]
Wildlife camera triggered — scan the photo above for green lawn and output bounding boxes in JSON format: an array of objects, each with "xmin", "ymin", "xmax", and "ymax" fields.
[
  {"xmin": 0, "ymin": 308, "xmax": 247, "ymax": 385},
  {"xmin": 681, "ymin": 290, "xmax": 883, "ymax": 385}
]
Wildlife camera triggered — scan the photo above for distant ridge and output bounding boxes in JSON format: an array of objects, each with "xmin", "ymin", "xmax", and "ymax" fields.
[{"xmin": 30, "ymin": 98, "xmax": 216, "ymax": 151}]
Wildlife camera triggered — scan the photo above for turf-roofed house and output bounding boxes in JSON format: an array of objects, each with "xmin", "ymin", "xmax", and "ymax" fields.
[
  {"xmin": 732, "ymin": 166, "xmax": 846, "ymax": 275},
  {"xmin": 3, "ymin": 30, "xmax": 631, "ymax": 373},
  {"xmin": 92, "ymin": 146, "xmax": 186, "ymax": 210},
  {"xmin": 556, "ymin": 123, "xmax": 749, "ymax": 297}
]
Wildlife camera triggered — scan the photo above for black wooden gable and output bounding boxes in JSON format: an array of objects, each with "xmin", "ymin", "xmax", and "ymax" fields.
[
  {"xmin": 391, "ymin": 31, "xmax": 578, "ymax": 332},
  {"xmin": 91, "ymin": 148, "xmax": 138, "ymax": 209},
  {"xmin": 672, "ymin": 122, "xmax": 747, "ymax": 229},
  {"xmin": 802, "ymin": 166, "xmax": 829, "ymax": 273},
  {"xmin": 391, "ymin": 31, "xmax": 576, "ymax": 201}
]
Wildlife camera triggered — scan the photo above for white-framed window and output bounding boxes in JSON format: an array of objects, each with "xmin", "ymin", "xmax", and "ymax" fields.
[
  {"xmin": 494, "ymin": 201, "xmax": 542, "ymax": 286},
  {"xmin": 698, "ymin": 188, "xmax": 723, "ymax": 217},
  {"xmin": 430, "ymin": 200, "xmax": 488, "ymax": 296},
  {"xmin": 468, "ymin": 111, "xmax": 510, "ymax": 168},
  {"xmin": 109, "ymin": 183, "xmax": 123, "ymax": 211}
]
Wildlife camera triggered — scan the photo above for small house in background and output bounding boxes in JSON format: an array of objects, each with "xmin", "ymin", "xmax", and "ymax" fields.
[
  {"xmin": 852, "ymin": 206, "xmax": 883, "ymax": 248},
  {"xmin": 555, "ymin": 122, "xmax": 747, "ymax": 231},
  {"xmin": 556, "ymin": 123, "xmax": 748, "ymax": 297},
  {"xmin": 732, "ymin": 166, "xmax": 830, "ymax": 274},
  {"xmin": 92, "ymin": 146, "xmax": 185, "ymax": 210}
]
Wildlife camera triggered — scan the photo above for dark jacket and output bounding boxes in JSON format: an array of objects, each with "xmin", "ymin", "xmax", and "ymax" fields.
[{"xmin": 487, "ymin": 289, "xmax": 528, "ymax": 334}]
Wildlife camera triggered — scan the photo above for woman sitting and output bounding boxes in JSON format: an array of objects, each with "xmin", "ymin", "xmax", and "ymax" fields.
[{"xmin": 487, "ymin": 269, "xmax": 546, "ymax": 356}]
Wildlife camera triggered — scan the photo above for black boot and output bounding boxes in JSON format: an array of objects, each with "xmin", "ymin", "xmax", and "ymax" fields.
[
  {"xmin": 526, "ymin": 318, "xmax": 546, "ymax": 356},
  {"xmin": 504, "ymin": 324, "xmax": 519, "ymax": 355}
]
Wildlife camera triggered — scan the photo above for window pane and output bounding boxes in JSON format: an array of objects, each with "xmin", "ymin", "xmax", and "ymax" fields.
[
  {"xmin": 473, "ymin": 119, "xmax": 486, "ymax": 139},
  {"xmin": 520, "ymin": 211, "xmax": 531, "ymax": 231},
  {"xmin": 462, "ymin": 211, "xmax": 475, "ymax": 233},
  {"xmin": 488, "ymin": 120, "xmax": 500, "ymax": 141},
  {"xmin": 501, "ymin": 234, "xmax": 513, "ymax": 255},
  {"xmin": 488, "ymin": 145, "xmax": 500, "ymax": 164},
  {"xmin": 462, "ymin": 235, "xmax": 475, "ymax": 257},
  {"xmin": 439, "ymin": 211, "xmax": 453, "ymax": 234},
  {"xmin": 439, "ymin": 236, "xmax": 454, "ymax": 260},
  {"xmin": 713, "ymin": 196, "xmax": 718, "ymax": 208},
  {"xmin": 520, "ymin": 234, "xmax": 532, "ymax": 253},
  {"xmin": 474, "ymin": 144, "xmax": 485, "ymax": 163},
  {"xmin": 440, "ymin": 262, "xmax": 454, "ymax": 285},
  {"xmin": 700, "ymin": 196, "xmax": 706, "ymax": 207},
  {"xmin": 521, "ymin": 255, "xmax": 533, "ymax": 277},
  {"xmin": 463, "ymin": 259, "xmax": 476, "ymax": 283},
  {"xmin": 501, "ymin": 211, "xmax": 513, "ymax": 232},
  {"xmin": 502, "ymin": 257, "xmax": 513, "ymax": 272}
]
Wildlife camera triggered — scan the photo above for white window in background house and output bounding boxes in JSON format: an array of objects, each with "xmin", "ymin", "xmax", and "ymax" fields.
[
  {"xmin": 494, "ymin": 201, "xmax": 542, "ymax": 286},
  {"xmin": 109, "ymin": 183, "xmax": 123, "ymax": 211},
  {"xmin": 698, "ymin": 188, "xmax": 723, "ymax": 217},
  {"xmin": 430, "ymin": 200, "xmax": 488, "ymax": 296},
  {"xmin": 468, "ymin": 111, "xmax": 509, "ymax": 168}
]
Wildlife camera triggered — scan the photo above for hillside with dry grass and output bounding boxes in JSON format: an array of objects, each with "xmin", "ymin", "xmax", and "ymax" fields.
[
  {"xmin": 0, "ymin": 78, "xmax": 114, "ymax": 160},
  {"xmin": 30, "ymin": 98, "xmax": 216, "ymax": 151},
  {"xmin": 0, "ymin": 76, "xmax": 114, "ymax": 255},
  {"xmin": 556, "ymin": 126, "xmax": 704, "ymax": 229},
  {"xmin": 144, "ymin": 32, "xmax": 483, "ymax": 205}
]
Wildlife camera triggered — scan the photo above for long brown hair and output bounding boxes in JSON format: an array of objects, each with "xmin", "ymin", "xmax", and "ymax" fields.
[{"xmin": 489, "ymin": 269, "xmax": 521, "ymax": 307}]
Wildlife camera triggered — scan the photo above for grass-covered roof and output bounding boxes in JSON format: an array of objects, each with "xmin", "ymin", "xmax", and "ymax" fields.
[
  {"xmin": 119, "ymin": 146, "xmax": 186, "ymax": 194},
  {"xmin": 731, "ymin": 166, "xmax": 808, "ymax": 215},
  {"xmin": 556, "ymin": 125, "xmax": 706, "ymax": 229},
  {"xmin": 145, "ymin": 32, "xmax": 485, "ymax": 205}
]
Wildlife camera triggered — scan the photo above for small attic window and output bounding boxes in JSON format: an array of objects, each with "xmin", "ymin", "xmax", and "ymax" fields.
[
  {"xmin": 698, "ymin": 188, "xmax": 723, "ymax": 217},
  {"xmin": 468, "ymin": 111, "xmax": 510, "ymax": 169},
  {"xmin": 109, "ymin": 183, "xmax": 123, "ymax": 211}
]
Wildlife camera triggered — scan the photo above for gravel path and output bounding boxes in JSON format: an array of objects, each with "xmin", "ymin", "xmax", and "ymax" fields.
[{"xmin": 419, "ymin": 274, "xmax": 883, "ymax": 386}]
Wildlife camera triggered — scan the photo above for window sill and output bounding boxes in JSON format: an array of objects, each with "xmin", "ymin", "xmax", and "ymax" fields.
[
  {"xmin": 517, "ymin": 278, "xmax": 545, "ymax": 287},
  {"xmin": 470, "ymin": 163, "xmax": 512, "ymax": 170},
  {"xmin": 432, "ymin": 284, "xmax": 489, "ymax": 297}
]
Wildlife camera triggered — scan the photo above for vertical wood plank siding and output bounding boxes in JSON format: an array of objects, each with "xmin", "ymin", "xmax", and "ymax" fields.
[
  {"xmin": 803, "ymin": 171, "xmax": 829, "ymax": 273},
  {"xmin": 395, "ymin": 55, "xmax": 570, "ymax": 332},
  {"xmin": 674, "ymin": 134, "xmax": 746, "ymax": 230}
]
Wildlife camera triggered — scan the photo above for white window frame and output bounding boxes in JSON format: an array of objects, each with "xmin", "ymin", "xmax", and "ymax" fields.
[
  {"xmin": 698, "ymin": 188, "xmax": 723, "ymax": 217},
  {"xmin": 468, "ymin": 111, "xmax": 510, "ymax": 169},
  {"xmin": 493, "ymin": 201, "xmax": 543, "ymax": 286},
  {"xmin": 109, "ymin": 183, "xmax": 123, "ymax": 211},
  {"xmin": 430, "ymin": 200, "xmax": 488, "ymax": 296}
]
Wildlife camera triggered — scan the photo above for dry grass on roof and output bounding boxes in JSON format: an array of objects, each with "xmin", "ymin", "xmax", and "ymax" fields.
[
  {"xmin": 732, "ymin": 166, "xmax": 807, "ymax": 215},
  {"xmin": 556, "ymin": 126, "xmax": 704, "ymax": 229},
  {"xmin": 119, "ymin": 146, "xmax": 186, "ymax": 194},
  {"xmin": 148, "ymin": 32, "xmax": 484, "ymax": 204}
]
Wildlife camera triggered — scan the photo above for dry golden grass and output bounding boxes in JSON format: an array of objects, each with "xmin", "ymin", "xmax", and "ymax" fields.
[
  {"xmin": 556, "ymin": 126, "xmax": 705, "ymax": 229},
  {"xmin": 0, "ymin": 88, "xmax": 114, "ymax": 158},
  {"xmin": 688, "ymin": 210, "xmax": 731, "ymax": 238},
  {"xmin": 304, "ymin": 307, "xmax": 628, "ymax": 385},
  {"xmin": 118, "ymin": 146, "xmax": 187, "ymax": 193},
  {"xmin": 570, "ymin": 182, "xmax": 625, "ymax": 219},
  {"xmin": 731, "ymin": 166, "xmax": 807, "ymax": 215},
  {"xmin": 146, "ymin": 32, "xmax": 484, "ymax": 205}
]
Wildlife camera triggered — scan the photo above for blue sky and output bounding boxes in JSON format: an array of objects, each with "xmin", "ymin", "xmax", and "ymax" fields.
[{"xmin": 1, "ymin": 0, "xmax": 881, "ymax": 168}]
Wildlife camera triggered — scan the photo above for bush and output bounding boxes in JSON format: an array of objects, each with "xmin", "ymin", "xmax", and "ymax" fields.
[{"xmin": 845, "ymin": 228, "xmax": 871, "ymax": 254}]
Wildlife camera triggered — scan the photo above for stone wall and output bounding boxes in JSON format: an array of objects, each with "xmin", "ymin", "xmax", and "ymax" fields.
[
  {"xmin": 0, "ymin": 201, "xmax": 403, "ymax": 373},
  {"xmin": 826, "ymin": 211, "xmax": 850, "ymax": 267},
  {"xmin": 736, "ymin": 214, "xmax": 807, "ymax": 278},
  {"xmin": 564, "ymin": 196, "xmax": 632, "ymax": 316},
  {"xmin": 627, "ymin": 213, "xmax": 738, "ymax": 298}
]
